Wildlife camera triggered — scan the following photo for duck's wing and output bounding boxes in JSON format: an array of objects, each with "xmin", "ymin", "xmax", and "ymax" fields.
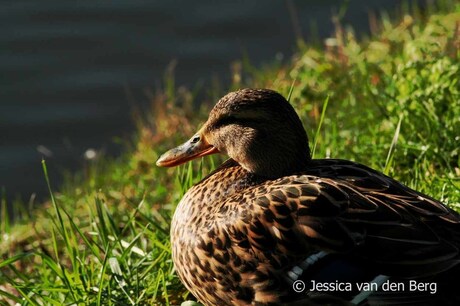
[{"xmin": 245, "ymin": 159, "xmax": 460, "ymax": 278}]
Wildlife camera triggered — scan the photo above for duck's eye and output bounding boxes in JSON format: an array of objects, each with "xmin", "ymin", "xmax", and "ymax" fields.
[{"xmin": 191, "ymin": 135, "xmax": 200, "ymax": 144}]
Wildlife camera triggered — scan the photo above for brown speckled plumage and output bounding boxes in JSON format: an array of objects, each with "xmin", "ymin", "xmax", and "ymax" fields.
[{"xmin": 157, "ymin": 89, "xmax": 460, "ymax": 305}]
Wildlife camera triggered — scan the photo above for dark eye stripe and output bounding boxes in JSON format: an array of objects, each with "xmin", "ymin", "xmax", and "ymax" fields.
[
  {"xmin": 214, "ymin": 115, "xmax": 267, "ymax": 129},
  {"xmin": 213, "ymin": 116, "xmax": 238, "ymax": 128}
]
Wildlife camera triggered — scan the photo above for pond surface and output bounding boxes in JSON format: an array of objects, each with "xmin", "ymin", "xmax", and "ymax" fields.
[{"xmin": 0, "ymin": 0, "xmax": 422, "ymax": 204}]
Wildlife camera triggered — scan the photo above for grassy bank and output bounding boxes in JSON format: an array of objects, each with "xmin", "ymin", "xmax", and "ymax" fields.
[{"xmin": 1, "ymin": 2, "xmax": 459, "ymax": 305}]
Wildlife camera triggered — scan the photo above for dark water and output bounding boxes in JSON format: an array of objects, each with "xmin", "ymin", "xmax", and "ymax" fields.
[{"xmin": 1, "ymin": 0, "xmax": 423, "ymax": 205}]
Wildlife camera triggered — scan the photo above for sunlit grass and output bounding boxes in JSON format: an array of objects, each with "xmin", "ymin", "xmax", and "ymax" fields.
[{"xmin": 1, "ymin": 1, "xmax": 459, "ymax": 305}]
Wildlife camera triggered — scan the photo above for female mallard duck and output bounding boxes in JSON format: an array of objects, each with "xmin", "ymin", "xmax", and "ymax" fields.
[{"xmin": 157, "ymin": 88, "xmax": 460, "ymax": 305}]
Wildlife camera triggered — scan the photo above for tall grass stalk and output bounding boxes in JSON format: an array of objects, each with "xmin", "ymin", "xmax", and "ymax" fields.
[{"xmin": 311, "ymin": 95, "xmax": 330, "ymax": 159}]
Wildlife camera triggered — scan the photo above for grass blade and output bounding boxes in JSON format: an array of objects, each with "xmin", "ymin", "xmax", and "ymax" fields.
[
  {"xmin": 384, "ymin": 116, "xmax": 403, "ymax": 175},
  {"xmin": 311, "ymin": 95, "xmax": 330, "ymax": 158}
]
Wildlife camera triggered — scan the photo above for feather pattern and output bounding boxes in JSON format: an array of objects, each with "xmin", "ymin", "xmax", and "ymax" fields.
[{"xmin": 171, "ymin": 159, "xmax": 460, "ymax": 305}]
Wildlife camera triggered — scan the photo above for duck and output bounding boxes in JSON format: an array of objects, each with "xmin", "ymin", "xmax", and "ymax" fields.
[{"xmin": 156, "ymin": 88, "xmax": 460, "ymax": 305}]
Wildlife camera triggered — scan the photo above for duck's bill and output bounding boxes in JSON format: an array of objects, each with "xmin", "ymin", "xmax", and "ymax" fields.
[{"xmin": 156, "ymin": 134, "xmax": 219, "ymax": 167}]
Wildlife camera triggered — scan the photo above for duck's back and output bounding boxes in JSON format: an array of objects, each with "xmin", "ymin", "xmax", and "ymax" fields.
[{"xmin": 171, "ymin": 158, "xmax": 460, "ymax": 305}]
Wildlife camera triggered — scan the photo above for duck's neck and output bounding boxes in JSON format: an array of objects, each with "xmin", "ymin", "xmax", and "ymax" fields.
[
  {"xmin": 229, "ymin": 135, "xmax": 311, "ymax": 178},
  {"xmin": 236, "ymin": 151, "xmax": 311, "ymax": 178},
  {"xmin": 203, "ymin": 159, "xmax": 265, "ymax": 189}
]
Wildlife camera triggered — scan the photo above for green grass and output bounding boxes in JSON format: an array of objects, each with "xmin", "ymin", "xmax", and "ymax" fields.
[{"xmin": 1, "ymin": 2, "xmax": 459, "ymax": 305}]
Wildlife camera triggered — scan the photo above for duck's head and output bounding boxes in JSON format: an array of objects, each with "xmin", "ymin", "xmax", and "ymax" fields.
[{"xmin": 156, "ymin": 88, "xmax": 311, "ymax": 178}]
